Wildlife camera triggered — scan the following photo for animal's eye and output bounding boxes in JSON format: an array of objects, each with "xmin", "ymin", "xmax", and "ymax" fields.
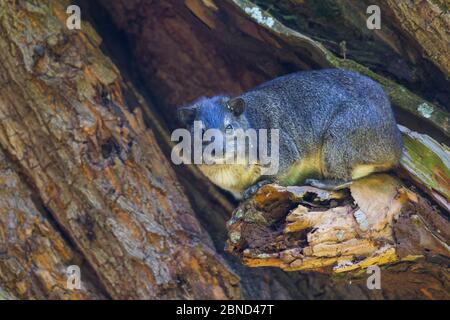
[{"xmin": 225, "ymin": 124, "xmax": 233, "ymax": 130}]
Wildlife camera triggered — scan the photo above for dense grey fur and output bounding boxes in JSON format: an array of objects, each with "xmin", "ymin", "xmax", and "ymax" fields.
[{"xmin": 178, "ymin": 68, "xmax": 403, "ymax": 196}]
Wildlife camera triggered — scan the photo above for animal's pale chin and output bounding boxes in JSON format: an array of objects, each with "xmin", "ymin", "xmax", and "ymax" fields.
[{"xmin": 196, "ymin": 162, "xmax": 263, "ymax": 196}]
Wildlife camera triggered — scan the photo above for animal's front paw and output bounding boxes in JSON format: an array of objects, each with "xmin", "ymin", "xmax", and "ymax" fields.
[
  {"xmin": 304, "ymin": 179, "xmax": 352, "ymax": 191},
  {"xmin": 242, "ymin": 180, "xmax": 272, "ymax": 200},
  {"xmin": 242, "ymin": 185, "xmax": 260, "ymax": 201}
]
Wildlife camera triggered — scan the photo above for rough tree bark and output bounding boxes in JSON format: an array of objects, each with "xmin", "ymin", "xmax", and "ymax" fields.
[
  {"xmin": 0, "ymin": 0, "xmax": 240, "ymax": 300},
  {"xmin": 0, "ymin": 0, "xmax": 448, "ymax": 299}
]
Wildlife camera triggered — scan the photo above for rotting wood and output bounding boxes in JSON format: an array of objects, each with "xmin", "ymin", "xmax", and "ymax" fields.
[{"xmin": 226, "ymin": 174, "xmax": 450, "ymax": 298}]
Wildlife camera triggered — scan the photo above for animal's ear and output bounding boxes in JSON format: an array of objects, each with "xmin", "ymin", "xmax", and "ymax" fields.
[
  {"xmin": 177, "ymin": 107, "xmax": 197, "ymax": 126},
  {"xmin": 226, "ymin": 97, "xmax": 245, "ymax": 116}
]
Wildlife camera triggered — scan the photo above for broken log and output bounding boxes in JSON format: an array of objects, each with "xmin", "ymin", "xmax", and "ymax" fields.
[{"xmin": 226, "ymin": 174, "xmax": 450, "ymax": 298}]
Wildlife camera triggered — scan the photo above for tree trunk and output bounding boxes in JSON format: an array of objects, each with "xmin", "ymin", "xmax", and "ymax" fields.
[
  {"xmin": 0, "ymin": 0, "xmax": 240, "ymax": 300},
  {"xmin": 0, "ymin": 0, "xmax": 448, "ymax": 299}
]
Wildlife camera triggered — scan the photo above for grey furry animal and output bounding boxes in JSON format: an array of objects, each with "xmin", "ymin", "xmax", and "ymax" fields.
[{"xmin": 177, "ymin": 68, "xmax": 403, "ymax": 199}]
